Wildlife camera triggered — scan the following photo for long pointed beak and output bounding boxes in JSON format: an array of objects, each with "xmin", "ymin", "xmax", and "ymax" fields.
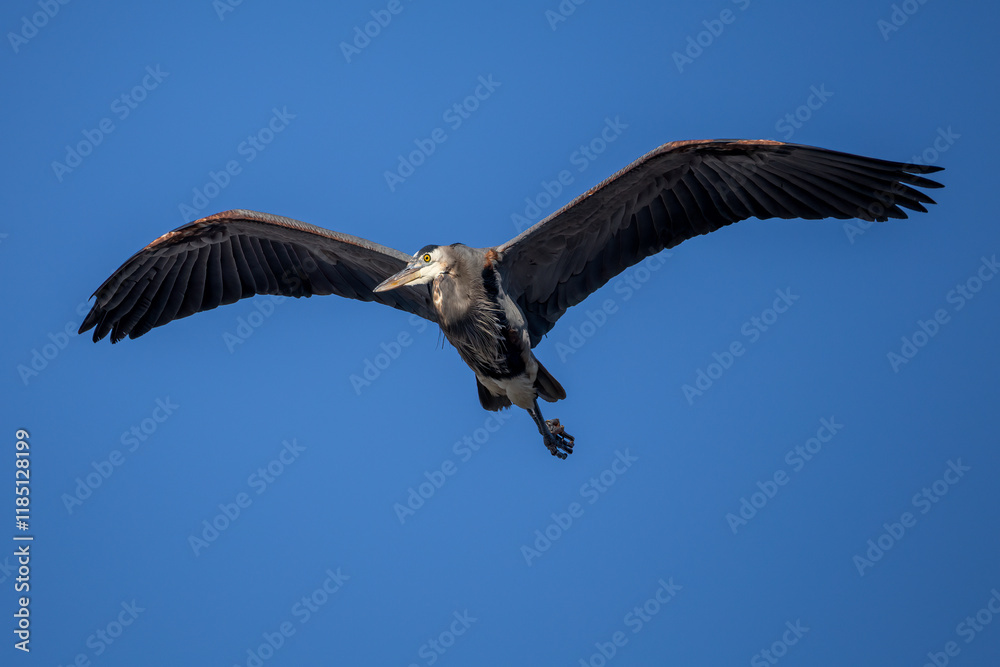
[{"xmin": 373, "ymin": 265, "xmax": 421, "ymax": 293}]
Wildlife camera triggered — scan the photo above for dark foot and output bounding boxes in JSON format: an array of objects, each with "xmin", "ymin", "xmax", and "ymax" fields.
[{"xmin": 544, "ymin": 419, "xmax": 574, "ymax": 459}]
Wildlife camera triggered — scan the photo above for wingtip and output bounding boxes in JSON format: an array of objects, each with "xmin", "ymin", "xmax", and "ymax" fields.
[
  {"xmin": 914, "ymin": 164, "xmax": 945, "ymax": 174},
  {"xmin": 78, "ymin": 308, "xmax": 98, "ymax": 337}
]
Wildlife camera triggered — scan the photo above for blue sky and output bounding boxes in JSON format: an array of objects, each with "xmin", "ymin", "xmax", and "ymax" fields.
[{"xmin": 3, "ymin": 1, "xmax": 998, "ymax": 665}]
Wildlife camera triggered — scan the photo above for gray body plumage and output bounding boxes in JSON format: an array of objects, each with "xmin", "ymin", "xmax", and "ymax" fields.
[
  {"xmin": 419, "ymin": 243, "xmax": 564, "ymax": 413},
  {"xmin": 78, "ymin": 139, "xmax": 944, "ymax": 459},
  {"xmin": 430, "ymin": 245, "xmax": 508, "ymax": 377}
]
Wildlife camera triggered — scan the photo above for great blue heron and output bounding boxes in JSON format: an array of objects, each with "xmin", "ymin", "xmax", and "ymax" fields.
[{"xmin": 80, "ymin": 139, "xmax": 943, "ymax": 458}]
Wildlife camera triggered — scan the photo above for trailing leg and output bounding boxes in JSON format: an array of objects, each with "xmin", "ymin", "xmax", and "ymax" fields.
[{"xmin": 528, "ymin": 399, "xmax": 574, "ymax": 459}]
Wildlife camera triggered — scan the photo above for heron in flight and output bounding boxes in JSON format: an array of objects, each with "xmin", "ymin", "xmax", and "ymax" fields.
[{"xmin": 80, "ymin": 139, "xmax": 943, "ymax": 458}]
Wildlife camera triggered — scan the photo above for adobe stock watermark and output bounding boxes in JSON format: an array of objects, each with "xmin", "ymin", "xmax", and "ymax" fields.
[
  {"xmin": 233, "ymin": 567, "xmax": 349, "ymax": 667},
  {"xmin": 521, "ymin": 449, "xmax": 639, "ymax": 566},
  {"xmin": 553, "ymin": 250, "xmax": 669, "ymax": 363},
  {"xmin": 51, "ymin": 65, "xmax": 170, "ymax": 182},
  {"xmin": 750, "ymin": 620, "xmax": 810, "ymax": 667},
  {"xmin": 577, "ymin": 578, "xmax": 682, "ymax": 667},
  {"xmin": 852, "ymin": 459, "xmax": 970, "ymax": 576},
  {"xmin": 920, "ymin": 587, "xmax": 1000, "ymax": 667},
  {"xmin": 0, "ymin": 556, "xmax": 17, "ymax": 586},
  {"xmin": 12, "ymin": 549, "xmax": 29, "ymax": 652},
  {"xmin": 393, "ymin": 410, "xmax": 517, "ymax": 524},
  {"xmin": 725, "ymin": 417, "xmax": 844, "ymax": 535},
  {"xmin": 545, "ymin": 0, "xmax": 587, "ymax": 31},
  {"xmin": 222, "ymin": 296, "xmax": 286, "ymax": 352},
  {"xmin": 213, "ymin": 0, "xmax": 247, "ymax": 21},
  {"xmin": 682, "ymin": 288, "xmax": 799, "ymax": 405},
  {"xmin": 877, "ymin": 0, "xmax": 933, "ymax": 41},
  {"xmin": 7, "ymin": 0, "xmax": 73, "ymax": 54},
  {"xmin": 350, "ymin": 313, "xmax": 431, "ymax": 395},
  {"xmin": 886, "ymin": 254, "xmax": 998, "ymax": 373},
  {"xmin": 774, "ymin": 85, "xmax": 833, "ymax": 141},
  {"xmin": 671, "ymin": 0, "xmax": 753, "ymax": 73},
  {"xmin": 384, "ymin": 75, "xmax": 502, "ymax": 192},
  {"xmin": 710, "ymin": 148, "xmax": 776, "ymax": 211},
  {"xmin": 511, "ymin": 117, "xmax": 629, "ymax": 234},
  {"xmin": 188, "ymin": 438, "xmax": 305, "ymax": 556},
  {"xmin": 407, "ymin": 610, "xmax": 477, "ymax": 667},
  {"xmin": 61, "ymin": 397, "xmax": 180, "ymax": 515},
  {"xmin": 223, "ymin": 254, "xmax": 321, "ymax": 352},
  {"xmin": 177, "ymin": 106, "xmax": 295, "ymax": 221},
  {"xmin": 17, "ymin": 299, "xmax": 92, "ymax": 386},
  {"xmin": 339, "ymin": 0, "xmax": 415, "ymax": 62},
  {"xmin": 844, "ymin": 126, "xmax": 958, "ymax": 243},
  {"xmin": 58, "ymin": 600, "xmax": 145, "ymax": 665}
]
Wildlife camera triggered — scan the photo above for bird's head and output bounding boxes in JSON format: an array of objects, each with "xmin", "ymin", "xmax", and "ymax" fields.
[{"xmin": 373, "ymin": 245, "xmax": 450, "ymax": 292}]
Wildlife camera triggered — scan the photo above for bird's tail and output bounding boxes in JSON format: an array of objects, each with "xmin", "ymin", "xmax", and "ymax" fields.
[
  {"xmin": 534, "ymin": 359, "xmax": 566, "ymax": 403},
  {"xmin": 477, "ymin": 380, "xmax": 512, "ymax": 411}
]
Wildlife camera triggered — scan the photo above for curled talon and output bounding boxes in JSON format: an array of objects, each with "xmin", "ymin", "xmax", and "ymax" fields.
[
  {"xmin": 546, "ymin": 418, "xmax": 574, "ymax": 445},
  {"xmin": 540, "ymin": 416, "xmax": 574, "ymax": 459}
]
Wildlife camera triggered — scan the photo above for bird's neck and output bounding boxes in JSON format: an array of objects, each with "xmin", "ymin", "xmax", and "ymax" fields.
[
  {"xmin": 433, "ymin": 266, "xmax": 518, "ymax": 378},
  {"xmin": 433, "ymin": 271, "xmax": 496, "ymax": 329}
]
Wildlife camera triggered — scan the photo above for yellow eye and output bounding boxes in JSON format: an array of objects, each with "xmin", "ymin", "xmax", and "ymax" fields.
[{"xmin": 422, "ymin": 254, "xmax": 432, "ymax": 263}]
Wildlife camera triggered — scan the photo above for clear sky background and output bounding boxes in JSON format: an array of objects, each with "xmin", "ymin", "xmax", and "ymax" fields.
[{"xmin": 3, "ymin": 1, "xmax": 998, "ymax": 665}]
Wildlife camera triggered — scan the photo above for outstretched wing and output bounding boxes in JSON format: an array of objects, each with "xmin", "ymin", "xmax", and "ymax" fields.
[
  {"xmin": 80, "ymin": 209, "xmax": 436, "ymax": 343},
  {"xmin": 496, "ymin": 140, "xmax": 944, "ymax": 346}
]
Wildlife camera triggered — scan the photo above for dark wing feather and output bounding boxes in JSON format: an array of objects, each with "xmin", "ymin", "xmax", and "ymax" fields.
[
  {"xmin": 496, "ymin": 140, "xmax": 944, "ymax": 346},
  {"xmin": 80, "ymin": 209, "xmax": 436, "ymax": 343}
]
